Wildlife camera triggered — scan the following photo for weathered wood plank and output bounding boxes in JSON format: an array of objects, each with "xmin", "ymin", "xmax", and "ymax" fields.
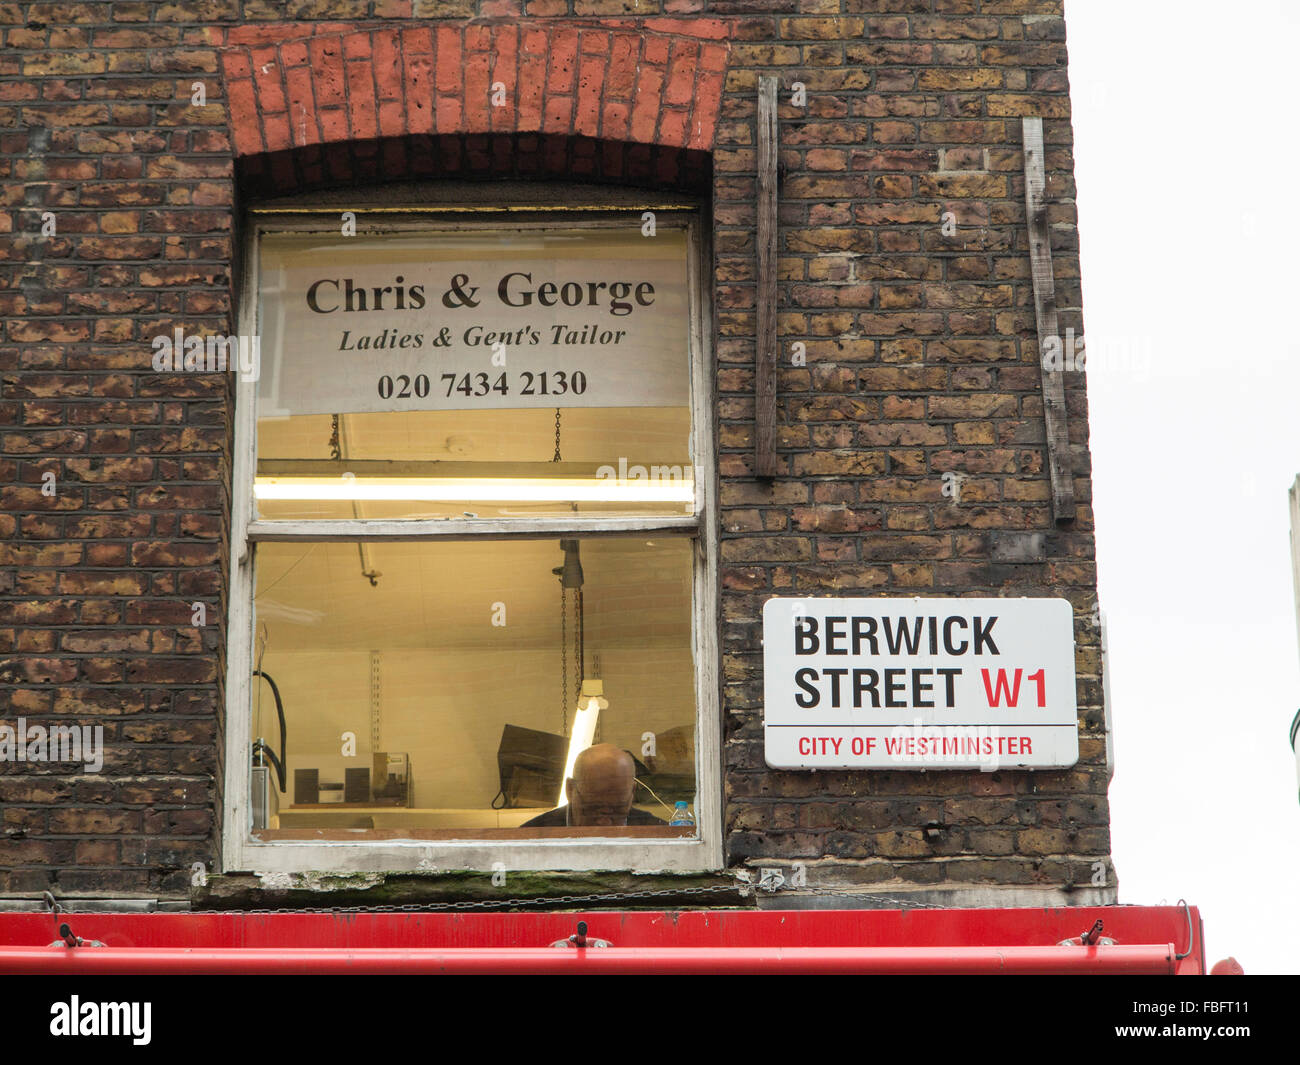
[
  {"xmin": 1290, "ymin": 477, "xmax": 1300, "ymax": 666},
  {"xmin": 1023, "ymin": 116, "xmax": 1076, "ymax": 524},
  {"xmin": 755, "ymin": 75, "xmax": 779, "ymax": 478}
]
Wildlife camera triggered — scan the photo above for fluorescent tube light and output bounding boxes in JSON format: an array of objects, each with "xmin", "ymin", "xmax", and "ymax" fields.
[
  {"xmin": 254, "ymin": 476, "xmax": 694, "ymax": 503},
  {"xmin": 556, "ymin": 681, "xmax": 607, "ymax": 808}
]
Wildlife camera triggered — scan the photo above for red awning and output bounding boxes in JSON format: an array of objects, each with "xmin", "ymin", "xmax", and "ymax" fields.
[{"xmin": 0, "ymin": 905, "xmax": 1205, "ymax": 975}]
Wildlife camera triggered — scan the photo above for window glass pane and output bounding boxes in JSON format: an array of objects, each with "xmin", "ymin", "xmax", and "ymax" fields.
[
  {"xmin": 250, "ymin": 536, "xmax": 698, "ymax": 840},
  {"xmin": 254, "ymin": 224, "xmax": 696, "ymax": 521}
]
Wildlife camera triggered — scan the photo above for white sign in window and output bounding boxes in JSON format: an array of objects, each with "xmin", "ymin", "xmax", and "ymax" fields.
[
  {"xmin": 257, "ymin": 230, "xmax": 691, "ymax": 417},
  {"xmin": 763, "ymin": 597, "xmax": 1079, "ymax": 770}
]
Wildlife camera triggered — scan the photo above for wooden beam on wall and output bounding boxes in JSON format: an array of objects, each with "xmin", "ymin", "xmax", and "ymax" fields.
[
  {"xmin": 755, "ymin": 75, "xmax": 779, "ymax": 479},
  {"xmin": 1022, "ymin": 116, "xmax": 1076, "ymax": 524},
  {"xmin": 1290, "ymin": 477, "xmax": 1300, "ymax": 667}
]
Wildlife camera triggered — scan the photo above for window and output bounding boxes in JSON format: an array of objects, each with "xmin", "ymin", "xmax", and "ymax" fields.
[{"xmin": 222, "ymin": 189, "xmax": 720, "ymax": 874}]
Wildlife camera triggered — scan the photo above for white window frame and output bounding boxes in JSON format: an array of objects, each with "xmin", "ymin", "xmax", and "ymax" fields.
[{"xmin": 220, "ymin": 189, "xmax": 721, "ymax": 875}]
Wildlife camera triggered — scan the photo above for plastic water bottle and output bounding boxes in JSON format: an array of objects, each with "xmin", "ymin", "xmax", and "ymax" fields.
[{"xmin": 669, "ymin": 801, "xmax": 694, "ymax": 827}]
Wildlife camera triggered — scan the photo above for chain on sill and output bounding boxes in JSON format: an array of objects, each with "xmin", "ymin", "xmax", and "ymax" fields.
[{"xmin": 168, "ymin": 876, "xmax": 955, "ymax": 916}]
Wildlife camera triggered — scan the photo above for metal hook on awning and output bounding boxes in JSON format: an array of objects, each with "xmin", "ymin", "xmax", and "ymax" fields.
[
  {"xmin": 1174, "ymin": 899, "xmax": 1194, "ymax": 960},
  {"xmin": 1057, "ymin": 918, "xmax": 1115, "ymax": 948},
  {"xmin": 549, "ymin": 920, "xmax": 611, "ymax": 949},
  {"xmin": 1080, "ymin": 919, "xmax": 1104, "ymax": 946},
  {"xmin": 48, "ymin": 922, "xmax": 104, "ymax": 949}
]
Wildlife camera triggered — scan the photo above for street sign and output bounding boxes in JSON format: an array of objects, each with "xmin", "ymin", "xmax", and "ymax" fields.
[{"xmin": 763, "ymin": 597, "xmax": 1079, "ymax": 770}]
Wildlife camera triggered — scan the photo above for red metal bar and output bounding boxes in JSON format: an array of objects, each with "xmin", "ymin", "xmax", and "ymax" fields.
[
  {"xmin": 0, "ymin": 944, "xmax": 1175, "ymax": 975},
  {"xmin": 0, "ymin": 905, "xmax": 1203, "ymax": 950}
]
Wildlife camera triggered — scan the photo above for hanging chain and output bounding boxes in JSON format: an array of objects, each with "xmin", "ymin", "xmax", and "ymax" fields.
[
  {"xmin": 592, "ymin": 651, "xmax": 602, "ymax": 744},
  {"xmin": 573, "ymin": 590, "xmax": 582, "ymax": 717},
  {"xmin": 369, "ymin": 651, "xmax": 382, "ymax": 752},
  {"xmin": 329, "ymin": 414, "xmax": 341, "ymax": 460},
  {"xmin": 551, "ymin": 407, "xmax": 562, "ymax": 463},
  {"xmin": 560, "ymin": 585, "xmax": 568, "ymax": 737}
]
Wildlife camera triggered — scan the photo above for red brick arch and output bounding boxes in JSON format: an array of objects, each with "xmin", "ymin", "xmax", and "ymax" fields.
[{"xmin": 220, "ymin": 22, "xmax": 731, "ymax": 193}]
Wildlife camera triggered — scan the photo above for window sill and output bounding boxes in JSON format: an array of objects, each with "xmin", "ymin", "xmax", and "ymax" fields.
[
  {"xmin": 227, "ymin": 832, "xmax": 721, "ymax": 875},
  {"xmin": 252, "ymin": 826, "xmax": 696, "ymax": 842}
]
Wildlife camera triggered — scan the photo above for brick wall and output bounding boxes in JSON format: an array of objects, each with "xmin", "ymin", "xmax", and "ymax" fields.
[{"xmin": 0, "ymin": 0, "xmax": 1110, "ymax": 904}]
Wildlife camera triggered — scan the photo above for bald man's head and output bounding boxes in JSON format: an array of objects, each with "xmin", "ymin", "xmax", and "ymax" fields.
[{"xmin": 565, "ymin": 744, "xmax": 636, "ymax": 826}]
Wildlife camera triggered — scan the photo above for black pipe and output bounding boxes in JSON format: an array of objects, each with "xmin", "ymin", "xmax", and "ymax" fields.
[{"xmin": 252, "ymin": 670, "xmax": 287, "ymax": 792}]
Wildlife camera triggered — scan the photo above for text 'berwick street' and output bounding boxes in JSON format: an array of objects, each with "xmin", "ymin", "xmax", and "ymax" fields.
[{"xmin": 792, "ymin": 614, "xmax": 1003, "ymax": 710}]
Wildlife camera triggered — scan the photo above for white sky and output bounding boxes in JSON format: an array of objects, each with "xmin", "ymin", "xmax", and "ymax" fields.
[{"xmin": 1065, "ymin": 0, "xmax": 1300, "ymax": 974}]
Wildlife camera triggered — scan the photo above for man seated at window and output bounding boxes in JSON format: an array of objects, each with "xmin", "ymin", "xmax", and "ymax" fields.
[{"xmin": 523, "ymin": 744, "xmax": 666, "ymax": 828}]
